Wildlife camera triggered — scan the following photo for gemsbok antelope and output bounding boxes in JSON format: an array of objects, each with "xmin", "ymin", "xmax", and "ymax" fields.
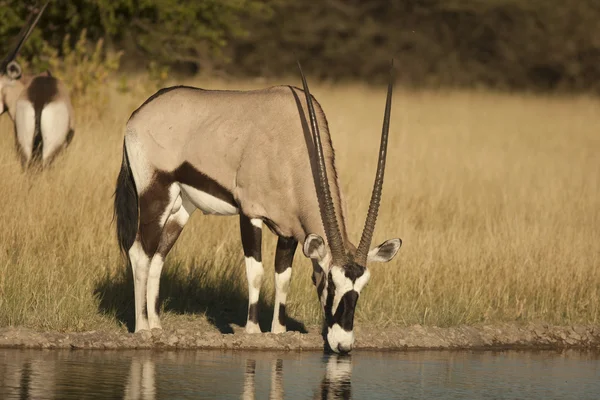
[
  {"xmin": 0, "ymin": 1, "xmax": 75, "ymax": 169},
  {"xmin": 114, "ymin": 61, "xmax": 402, "ymax": 353}
]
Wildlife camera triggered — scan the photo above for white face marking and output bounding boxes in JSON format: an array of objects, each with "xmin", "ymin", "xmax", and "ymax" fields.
[
  {"xmin": 329, "ymin": 266, "xmax": 371, "ymax": 315},
  {"xmin": 40, "ymin": 101, "xmax": 70, "ymax": 160},
  {"xmin": 180, "ymin": 183, "xmax": 239, "ymax": 215},
  {"xmin": 327, "ymin": 324, "xmax": 354, "ymax": 353},
  {"xmin": 15, "ymin": 99, "xmax": 35, "ymax": 160},
  {"xmin": 324, "ymin": 264, "xmax": 371, "ymax": 353},
  {"xmin": 354, "ymin": 268, "xmax": 371, "ymax": 292},
  {"xmin": 330, "ymin": 267, "xmax": 353, "ymax": 314}
]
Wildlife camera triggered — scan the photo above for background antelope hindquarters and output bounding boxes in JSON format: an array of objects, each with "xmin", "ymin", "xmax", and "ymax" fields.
[{"xmin": 0, "ymin": 1, "xmax": 75, "ymax": 169}]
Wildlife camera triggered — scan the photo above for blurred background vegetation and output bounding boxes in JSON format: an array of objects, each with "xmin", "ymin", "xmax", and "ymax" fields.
[{"xmin": 1, "ymin": 0, "xmax": 600, "ymax": 94}]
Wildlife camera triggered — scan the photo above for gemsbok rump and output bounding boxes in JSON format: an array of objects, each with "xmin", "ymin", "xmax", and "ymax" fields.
[
  {"xmin": 114, "ymin": 62, "xmax": 402, "ymax": 353},
  {"xmin": 0, "ymin": 1, "xmax": 75, "ymax": 169}
]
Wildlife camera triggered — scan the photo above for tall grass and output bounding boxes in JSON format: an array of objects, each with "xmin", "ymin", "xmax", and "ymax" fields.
[{"xmin": 0, "ymin": 77, "xmax": 598, "ymax": 332}]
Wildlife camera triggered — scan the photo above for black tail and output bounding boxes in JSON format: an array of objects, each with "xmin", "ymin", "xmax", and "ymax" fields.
[
  {"xmin": 114, "ymin": 141, "xmax": 139, "ymax": 256},
  {"xmin": 29, "ymin": 110, "xmax": 43, "ymax": 167}
]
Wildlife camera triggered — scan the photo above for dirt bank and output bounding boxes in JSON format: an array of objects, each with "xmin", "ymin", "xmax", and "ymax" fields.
[{"xmin": 0, "ymin": 322, "xmax": 599, "ymax": 351}]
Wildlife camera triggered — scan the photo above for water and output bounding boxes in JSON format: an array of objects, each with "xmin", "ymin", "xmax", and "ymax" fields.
[{"xmin": 0, "ymin": 349, "xmax": 598, "ymax": 399}]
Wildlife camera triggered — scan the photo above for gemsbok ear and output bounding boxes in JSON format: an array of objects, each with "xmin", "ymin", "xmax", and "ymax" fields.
[
  {"xmin": 303, "ymin": 233, "xmax": 329, "ymax": 262},
  {"xmin": 367, "ymin": 238, "xmax": 402, "ymax": 263}
]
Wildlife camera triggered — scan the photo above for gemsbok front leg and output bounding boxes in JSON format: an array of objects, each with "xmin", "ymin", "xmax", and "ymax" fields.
[
  {"xmin": 240, "ymin": 214, "xmax": 264, "ymax": 333},
  {"xmin": 271, "ymin": 236, "xmax": 297, "ymax": 333}
]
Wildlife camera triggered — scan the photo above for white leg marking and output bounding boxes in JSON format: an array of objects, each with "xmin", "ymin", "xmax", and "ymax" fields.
[
  {"xmin": 146, "ymin": 254, "xmax": 164, "ymax": 330},
  {"xmin": 129, "ymin": 241, "xmax": 150, "ymax": 332},
  {"xmin": 245, "ymin": 256, "xmax": 263, "ymax": 334},
  {"xmin": 40, "ymin": 101, "xmax": 70, "ymax": 161},
  {"xmin": 15, "ymin": 100, "xmax": 35, "ymax": 161},
  {"xmin": 180, "ymin": 183, "xmax": 238, "ymax": 216},
  {"xmin": 271, "ymin": 268, "xmax": 292, "ymax": 334}
]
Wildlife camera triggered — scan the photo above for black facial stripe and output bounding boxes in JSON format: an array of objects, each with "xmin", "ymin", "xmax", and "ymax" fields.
[
  {"xmin": 316, "ymin": 272, "xmax": 326, "ymax": 298},
  {"xmin": 324, "ymin": 274, "xmax": 335, "ymax": 327},
  {"xmin": 333, "ymin": 290, "xmax": 359, "ymax": 331}
]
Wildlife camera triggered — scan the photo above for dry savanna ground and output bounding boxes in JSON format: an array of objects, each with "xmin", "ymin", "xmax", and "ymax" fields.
[{"xmin": 0, "ymin": 75, "xmax": 598, "ymax": 334}]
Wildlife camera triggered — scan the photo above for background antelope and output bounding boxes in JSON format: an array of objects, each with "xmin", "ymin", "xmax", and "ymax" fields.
[
  {"xmin": 114, "ymin": 62, "xmax": 401, "ymax": 353},
  {"xmin": 0, "ymin": 1, "xmax": 74, "ymax": 169}
]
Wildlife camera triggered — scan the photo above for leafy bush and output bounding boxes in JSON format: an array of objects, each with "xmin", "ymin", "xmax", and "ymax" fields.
[
  {"xmin": 16, "ymin": 29, "xmax": 123, "ymax": 117},
  {"xmin": 1, "ymin": 0, "xmax": 275, "ymax": 72}
]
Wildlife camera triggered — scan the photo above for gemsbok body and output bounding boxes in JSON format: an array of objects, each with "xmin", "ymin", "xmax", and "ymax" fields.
[
  {"xmin": 0, "ymin": 1, "xmax": 74, "ymax": 169},
  {"xmin": 114, "ymin": 62, "xmax": 402, "ymax": 353}
]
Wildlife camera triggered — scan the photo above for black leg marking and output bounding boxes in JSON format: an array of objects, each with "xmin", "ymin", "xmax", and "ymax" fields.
[
  {"xmin": 156, "ymin": 219, "xmax": 185, "ymax": 258},
  {"xmin": 278, "ymin": 303, "xmax": 286, "ymax": 328},
  {"xmin": 248, "ymin": 303, "xmax": 259, "ymax": 324},
  {"xmin": 275, "ymin": 236, "xmax": 297, "ymax": 274},
  {"xmin": 240, "ymin": 214, "xmax": 262, "ymax": 262}
]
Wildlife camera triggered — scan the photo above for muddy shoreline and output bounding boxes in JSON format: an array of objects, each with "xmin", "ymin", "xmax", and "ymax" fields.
[{"xmin": 0, "ymin": 323, "xmax": 599, "ymax": 351}]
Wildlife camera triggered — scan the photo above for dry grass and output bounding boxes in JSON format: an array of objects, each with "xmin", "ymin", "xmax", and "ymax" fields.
[{"xmin": 0, "ymin": 76, "xmax": 598, "ymax": 333}]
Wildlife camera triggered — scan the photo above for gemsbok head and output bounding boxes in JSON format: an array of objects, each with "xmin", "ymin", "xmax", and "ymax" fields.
[
  {"xmin": 114, "ymin": 60, "xmax": 401, "ymax": 354},
  {"xmin": 0, "ymin": 1, "xmax": 75, "ymax": 169}
]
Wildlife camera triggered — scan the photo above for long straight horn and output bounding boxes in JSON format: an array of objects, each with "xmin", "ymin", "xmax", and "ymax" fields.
[
  {"xmin": 297, "ymin": 61, "xmax": 346, "ymax": 263},
  {"xmin": 355, "ymin": 59, "xmax": 395, "ymax": 266},
  {"xmin": 1, "ymin": 1, "xmax": 49, "ymax": 71}
]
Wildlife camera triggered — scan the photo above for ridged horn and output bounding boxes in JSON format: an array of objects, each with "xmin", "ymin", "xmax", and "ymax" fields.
[
  {"xmin": 355, "ymin": 59, "xmax": 395, "ymax": 266},
  {"xmin": 1, "ymin": 1, "xmax": 49, "ymax": 72},
  {"xmin": 297, "ymin": 61, "xmax": 346, "ymax": 263}
]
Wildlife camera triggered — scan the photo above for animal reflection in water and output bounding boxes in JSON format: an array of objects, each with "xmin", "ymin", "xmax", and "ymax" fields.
[
  {"xmin": 122, "ymin": 353, "xmax": 353, "ymax": 400},
  {"xmin": 124, "ymin": 354, "xmax": 156, "ymax": 400},
  {"xmin": 0, "ymin": 354, "xmax": 56, "ymax": 399},
  {"xmin": 242, "ymin": 355, "xmax": 353, "ymax": 400}
]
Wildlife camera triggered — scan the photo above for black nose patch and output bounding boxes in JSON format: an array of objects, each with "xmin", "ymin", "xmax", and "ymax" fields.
[{"xmin": 332, "ymin": 290, "xmax": 359, "ymax": 331}]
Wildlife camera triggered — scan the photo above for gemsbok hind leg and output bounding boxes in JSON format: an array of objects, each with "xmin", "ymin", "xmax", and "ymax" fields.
[
  {"xmin": 129, "ymin": 177, "xmax": 181, "ymax": 332},
  {"xmin": 146, "ymin": 190, "xmax": 195, "ymax": 329},
  {"xmin": 240, "ymin": 214, "xmax": 264, "ymax": 333},
  {"xmin": 271, "ymin": 236, "xmax": 297, "ymax": 333}
]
